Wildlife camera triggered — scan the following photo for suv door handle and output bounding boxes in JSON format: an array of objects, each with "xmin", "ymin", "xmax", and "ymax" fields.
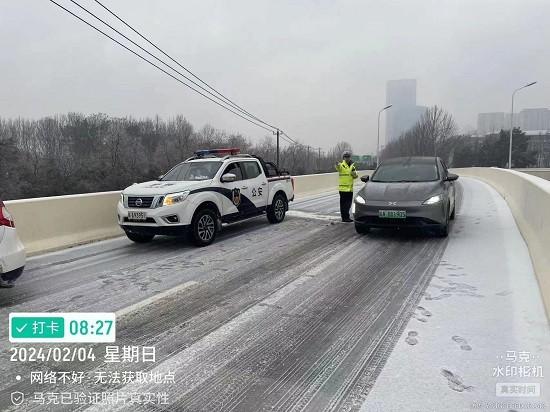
[
  {"xmin": 241, "ymin": 186, "xmax": 248, "ymax": 189},
  {"xmin": 261, "ymin": 182, "xmax": 267, "ymax": 186}
]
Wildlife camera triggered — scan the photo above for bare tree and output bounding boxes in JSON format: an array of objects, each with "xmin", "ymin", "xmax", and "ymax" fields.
[
  {"xmin": 382, "ymin": 106, "xmax": 457, "ymax": 161},
  {"xmin": 0, "ymin": 113, "xmax": 357, "ymax": 199}
]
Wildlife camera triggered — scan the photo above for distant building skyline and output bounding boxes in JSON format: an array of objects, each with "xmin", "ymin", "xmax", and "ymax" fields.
[
  {"xmin": 385, "ymin": 79, "xmax": 426, "ymax": 144},
  {"xmin": 477, "ymin": 108, "xmax": 550, "ymax": 135}
]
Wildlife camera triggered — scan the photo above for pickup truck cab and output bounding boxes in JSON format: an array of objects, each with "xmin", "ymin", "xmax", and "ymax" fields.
[{"xmin": 117, "ymin": 148, "xmax": 294, "ymax": 246}]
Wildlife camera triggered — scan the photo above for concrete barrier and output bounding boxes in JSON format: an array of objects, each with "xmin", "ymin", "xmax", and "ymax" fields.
[
  {"xmin": 292, "ymin": 170, "xmax": 373, "ymax": 198},
  {"xmin": 5, "ymin": 171, "xmax": 374, "ymax": 255},
  {"xmin": 453, "ymin": 167, "xmax": 550, "ymax": 318},
  {"xmin": 515, "ymin": 168, "xmax": 550, "ymax": 181},
  {"xmin": 5, "ymin": 191, "xmax": 123, "ymax": 255}
]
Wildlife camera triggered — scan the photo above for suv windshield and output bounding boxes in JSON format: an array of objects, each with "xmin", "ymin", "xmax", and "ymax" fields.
[
  {"xmin": 161, "ymin": 161, "xmax": 222, "ymax": 181},
  {"xmin": 371, "ymin": 162, "xmax": 439, "ymax": 182}
]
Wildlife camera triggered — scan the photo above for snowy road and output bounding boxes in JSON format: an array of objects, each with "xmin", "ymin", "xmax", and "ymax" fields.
[{"xmin": 0, "ymin": 179, "xmax": 547, "ymax": 411}]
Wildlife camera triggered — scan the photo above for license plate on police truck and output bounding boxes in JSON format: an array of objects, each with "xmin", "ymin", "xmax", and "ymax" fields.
[
  {"xmin": 379, "ymin": 210, "xmax": 406, "ymax": 219},
  {"xmin": 128, "ymin": 211, "xmax": 146, "ymax": 221}
]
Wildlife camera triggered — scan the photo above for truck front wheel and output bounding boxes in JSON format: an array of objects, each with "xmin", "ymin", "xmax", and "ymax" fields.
[
  {"xmin": 190, "ymin": 208, "xmax": 218, "ymax": 246},
  {"xmin": 267, "ymin": 193, "xmax": 287, "ymax": 224}
]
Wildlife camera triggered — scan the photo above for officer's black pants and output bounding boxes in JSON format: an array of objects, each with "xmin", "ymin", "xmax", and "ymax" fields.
[{"xmin": 339, "ymin": 191, "xmax": 353, "ymax": 220}]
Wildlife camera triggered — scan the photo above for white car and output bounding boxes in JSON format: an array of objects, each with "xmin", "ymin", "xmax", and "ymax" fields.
[
  {"xmin": 0, "ymin": 200, "xmax": 25, "ymax": 288},
  {"xmin": 117, "ymin": 149, "xmax": 295, "ymax": 246}
]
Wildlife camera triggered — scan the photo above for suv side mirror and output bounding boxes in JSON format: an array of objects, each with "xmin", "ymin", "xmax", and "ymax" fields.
[
  {"xmin": 221, "ymin": 173, "xmax": 237, "ymax": 183},
  {"xmin": 360, "ymin": 175, "xmax": 370, "ymax": 183},
  {"xmin": 446, "ymin": 173, "xmax": 459, "ymax": 181},
  {"xmin": 157, "ymin": 174, "xmax": 164, "ymax": 180}
]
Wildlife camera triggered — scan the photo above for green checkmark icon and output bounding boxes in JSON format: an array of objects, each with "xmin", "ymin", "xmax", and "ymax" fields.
[{"xmin": 15, "ymin": 324, "xmax": 27, "ymax": 333}]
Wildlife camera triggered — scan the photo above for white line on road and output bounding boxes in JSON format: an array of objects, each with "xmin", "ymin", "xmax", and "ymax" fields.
[
  {"xmin": 115, "ymin": 280, "xmax": 199, "ymax": 318},
  {"xmin": 287, "ymin": 210, "xmax": 341, "ymax": 222}
]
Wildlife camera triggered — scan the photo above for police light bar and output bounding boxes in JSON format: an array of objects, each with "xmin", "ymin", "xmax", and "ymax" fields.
[{"xmin": 194, "ymin": 148, "xmax": 240, "ymax": 157}]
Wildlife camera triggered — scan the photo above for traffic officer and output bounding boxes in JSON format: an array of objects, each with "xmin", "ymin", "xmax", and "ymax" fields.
[{"xmin": 335, "ymin": 151, "xmax": 358, "ymax": 222}]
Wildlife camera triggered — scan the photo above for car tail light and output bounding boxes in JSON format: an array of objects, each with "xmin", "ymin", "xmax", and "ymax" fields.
[{"xmin": 0, "ymin": 202, "xmax": 15, "ymax": 228}]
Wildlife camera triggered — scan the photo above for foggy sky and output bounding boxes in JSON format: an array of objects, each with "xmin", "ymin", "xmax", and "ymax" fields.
[{"xmin": 1, "ymin": 0, "xmax": 548, "ymax": 155}]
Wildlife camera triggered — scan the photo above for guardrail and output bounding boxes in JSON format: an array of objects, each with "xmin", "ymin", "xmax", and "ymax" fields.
[
  {"xmin": 453, "ymin": 167, "xmax": 550, "ymax": 318},
  {"xmin": 5, "ymin": 171, "xmax": 373, "ymax": 255}
]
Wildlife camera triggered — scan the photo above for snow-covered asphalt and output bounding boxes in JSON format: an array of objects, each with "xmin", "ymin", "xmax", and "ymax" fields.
[{"xmin": 0, "ymin": 178, "xmax": 547, "ymax": 411}]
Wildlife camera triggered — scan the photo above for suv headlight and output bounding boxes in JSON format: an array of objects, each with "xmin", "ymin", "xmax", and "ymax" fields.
[
  {"xmin": 163, "ymin": 191, "xmax": 190, "ymax": 206},
  {"xmin": 355, "ymin": 194, "xmax": 366, "ymax": 205},
  {"xmin": 423, "ymin": 194, "xmax": 443, "ymax": 205},
  {"xmin": 120, "ymin": 193, "xmax": 124, "ymax": 204}
]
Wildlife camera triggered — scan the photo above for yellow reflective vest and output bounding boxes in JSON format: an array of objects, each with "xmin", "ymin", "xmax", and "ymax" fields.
[{"xmin": 336, "ymin": 161, "xmax": 358, "ymax": 192}]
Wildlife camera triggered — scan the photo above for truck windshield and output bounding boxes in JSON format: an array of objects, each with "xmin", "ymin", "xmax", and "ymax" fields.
[{"xmin": 161, "ymin": 161, "xmax": 222, "ymax": 181}]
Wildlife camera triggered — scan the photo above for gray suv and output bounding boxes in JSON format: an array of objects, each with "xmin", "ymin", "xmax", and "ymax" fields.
[{"xmin": 353, "ymin": 157, "xmax": 458, "ymax": 237}]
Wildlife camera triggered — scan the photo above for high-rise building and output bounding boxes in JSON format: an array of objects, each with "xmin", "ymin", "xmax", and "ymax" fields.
[{"xmin": 385, "ymin": 79, "xmax": 426, "ymax": 143}]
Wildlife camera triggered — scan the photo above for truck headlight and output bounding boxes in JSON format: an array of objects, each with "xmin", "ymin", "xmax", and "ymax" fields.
[
  {"xmin": 355, "ymin": 194, "xmax": 366, "ymax": 205},
  {"xmin": 423, "ymin": 194, "xmax": 443, "ymax": 205},
  {"xmin": 163, "ymin": 191, "xmax": 190, "ymax": 206}
]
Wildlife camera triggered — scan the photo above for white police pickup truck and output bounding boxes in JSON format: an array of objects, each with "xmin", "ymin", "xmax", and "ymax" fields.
[{"xmin": 117, "ymin": 149, "xmax": 294, "ymax": 246}]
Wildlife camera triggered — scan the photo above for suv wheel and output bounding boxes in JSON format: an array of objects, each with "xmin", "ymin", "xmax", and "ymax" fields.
[
  {"xmin": 267, "ymin": 193, "xmax": 287, "ymax": 224},
  {"xmin": 190, "ymin": 208, "xmax": 217, "ymax": 246},
  {"xmin": 436, "ymin": 204, "xmax": 450, "ymax": 237},
  {"xmin": 450, "ymin": 201, "xmax": 456, "ymax": 220}
]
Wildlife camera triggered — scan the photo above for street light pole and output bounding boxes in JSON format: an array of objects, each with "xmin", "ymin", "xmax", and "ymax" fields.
[
  {"xmin": 377, "ymin": 104, "xmax": 392, "ymax": 166},
  {"xmin": 509, "ymin": 81, "xmax": 537, "ymax": 169}
]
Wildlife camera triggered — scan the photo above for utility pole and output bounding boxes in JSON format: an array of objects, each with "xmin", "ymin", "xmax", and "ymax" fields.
[
  {"xmin": 537, "ymin": 134, "xmax": 544, "ymax": 168},
  {"xmin": 306, "ymin": 145, "xmax": 311, "ymax": 173},
  {"xmin": 276, "ymin": 129, "xmax": 280, "ymax": 168},
  {"xmin": 318, "ymin": 147, "xmax": 321, "ymax": 172}
]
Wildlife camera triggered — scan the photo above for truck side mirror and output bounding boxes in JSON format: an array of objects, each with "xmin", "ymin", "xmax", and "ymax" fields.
[{"xmin": 221, "ymin": 173, "xmax": 237, "ymax": 183}]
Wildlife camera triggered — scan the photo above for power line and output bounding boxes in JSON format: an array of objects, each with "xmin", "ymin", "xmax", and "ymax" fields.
[
  {"xmin": 273, "ymin": 130, "xmax": 296, "ymax": 146},
  {"xmin": 49, "ymin": 0, "xmax": 316, "ymax": 151},
  {"xmin": 48, "ymin": 0, "xmax": 275, "ymax": 133},
  {"xmin": 280, "ymin": 131, "xmax": 301, "ymax": 146},
  {"xmin": 92, "ymin": 0, "xmax": 277, "ymax": 130},
  {"xmin": 280, "ymin": 136, "xmax": 296, "ymax": 145},
  {"xmin": 68, "ymin": 0, "xmax": 272, "ymax": 129}
]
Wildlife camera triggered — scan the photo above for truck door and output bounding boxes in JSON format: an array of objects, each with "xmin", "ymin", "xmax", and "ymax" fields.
[
  {"xmin": 219, "ymin": 161, "xmax": 258, "ymax": 218},
  {"xmin": 241, "ymin": 160, "xmax": 268, "ymax": 211},
  {"xmin": 219, "ymin": 162, "xmax": 245, "ymax": 219}
]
